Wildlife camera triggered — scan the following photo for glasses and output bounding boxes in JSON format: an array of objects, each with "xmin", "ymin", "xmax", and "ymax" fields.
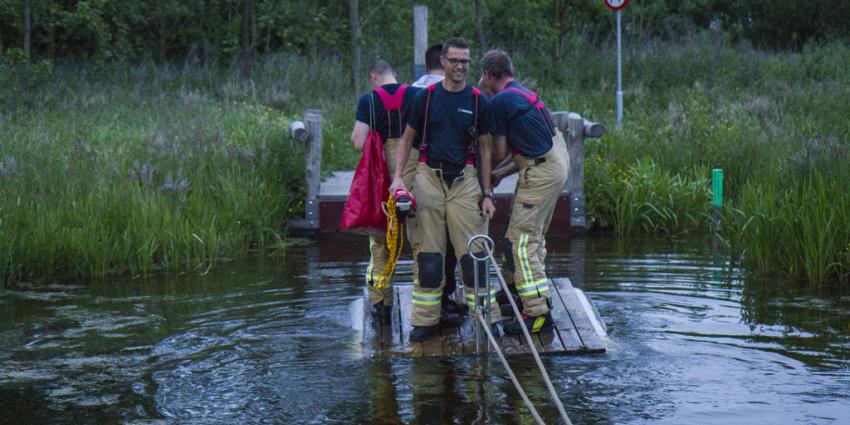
[{"xmin": 444, "ymin": 57, "xmax": 471, "ymax": 66}]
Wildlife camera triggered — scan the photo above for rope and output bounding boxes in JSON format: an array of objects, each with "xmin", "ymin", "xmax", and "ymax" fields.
[
  {"xmin": 377, "ymin": 193, "xmax": 404, "ymax": 288},
  {"xmin": 486, "ymin": 253, "xmax": 573, "ymax": 425},
  {"xmin": 477, "ymin": 313, "xmax": 545, "ymax": 425}
]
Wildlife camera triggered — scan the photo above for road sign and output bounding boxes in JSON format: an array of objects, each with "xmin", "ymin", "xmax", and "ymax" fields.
[{"xmin": 604, "ymin": 0, "xmax": 629, "ymax": 11}]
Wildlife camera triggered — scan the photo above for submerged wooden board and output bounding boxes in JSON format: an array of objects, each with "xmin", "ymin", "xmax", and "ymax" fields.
[{"xmin": 350, "ymin": 279, "xmax": 606, "ymax": 358}]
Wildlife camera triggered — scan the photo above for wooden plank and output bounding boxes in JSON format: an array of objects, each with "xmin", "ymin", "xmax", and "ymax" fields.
[
  {"xmin": 548, "ymin": 282, "xmax": 584, "ymax": 351},
  {"xmin": 358, "ymin": 278, "xmax": 604, "ymax": 358},
  {"xmin": 395, "ymin": 286, "xmax": 414, "ymax": 352},
  {"xmin": 552, "ymin": 278, "xmax": 605, "ymax": 353}
]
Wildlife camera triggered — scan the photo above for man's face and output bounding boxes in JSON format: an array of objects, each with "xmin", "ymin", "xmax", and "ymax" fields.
[{"xmin": 441, "ymin": 47, "xmax": 471, "ymax": 84}]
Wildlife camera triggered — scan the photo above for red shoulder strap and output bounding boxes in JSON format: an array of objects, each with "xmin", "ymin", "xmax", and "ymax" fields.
[
  {"xmin": 373, "ymin": 84, "xmax": 408, "ymax": 111},
  {"xmin": 504, "ymin": 86, "xmax": 542, "ymax": 108}
]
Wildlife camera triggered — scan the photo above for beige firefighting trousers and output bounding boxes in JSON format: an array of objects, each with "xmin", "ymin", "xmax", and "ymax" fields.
[
  {"xmin": 410, "ymin": 163, "xmax": 502, "ymax": 327},
  {"xmin": 505, "ymin": 129, "xmax": 570, "ymax": 316},
  {"xmin": 366, "ymin": 138, "xmax": 419, "ymax": 307}
]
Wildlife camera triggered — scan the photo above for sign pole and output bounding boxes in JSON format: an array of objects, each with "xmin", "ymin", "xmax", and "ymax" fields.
[
  {"xmin": 616, "ymin": 9, "xmax": 623, "ymax": 127},
  {"xmin": 604, "ymin": 0, "xmax": 628, "ymax": 127}
]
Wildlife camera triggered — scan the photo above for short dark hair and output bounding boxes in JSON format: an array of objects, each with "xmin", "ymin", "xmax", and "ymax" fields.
[
  {"xmin": 480, "ymin": 49, "xmax": 513, "ymax": 79},
  {"xmin": 369, "ymin": 59, "xmax": 394, "ymax": 76},
  {"xmin": 425, "ymin": 44, "xmax": 443, "ymax": 72},
  {"xmin": 442, "ymin": 37, "xmax": 470, "ymax": 56}
]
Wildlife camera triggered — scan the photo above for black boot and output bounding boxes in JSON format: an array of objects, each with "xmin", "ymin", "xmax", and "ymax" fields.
[
  {"xmin": 438, "ymin": 309, "xmax": 463, "ymax": 328},
  {"xmin": 496, "ymin": 289, "xmax": 522, "ymax": 317},
  {"xmin": 370, "ymin": 301, "xmax": 392, "ymax": 324},
  {"xmin": 442, "ymin": 298, "xmax": 469, "ymax": 316},
  {"xmin": 410, "ymin": 325, "xmax": 440, "ymax": 342},
  {"xmin": 503, "ymin": 311, "xmax": 555, "ymax": 335}
]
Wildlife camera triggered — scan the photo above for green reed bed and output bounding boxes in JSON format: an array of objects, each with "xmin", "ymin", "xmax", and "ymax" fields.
[
  {"xmin": 3, "ymin": 37, "xmax": 849, "ymax": 290},
  {"xmin": 562, "ymin": 36, "xmax": 850, "ymax": 290},
  {"xmin": 0, "ymin": 57, "xmax": 364, "ymax": 283}
]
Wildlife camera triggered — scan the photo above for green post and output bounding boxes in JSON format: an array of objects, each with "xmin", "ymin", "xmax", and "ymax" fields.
[{"xmin": 712, "ymin": 169, "xmax": 723, "ymax": 207}]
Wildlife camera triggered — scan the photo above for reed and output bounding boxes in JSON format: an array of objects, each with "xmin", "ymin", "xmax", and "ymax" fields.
[{"xmin": 2, "ymin": 35, "xmax": 849, "ymax": 291}]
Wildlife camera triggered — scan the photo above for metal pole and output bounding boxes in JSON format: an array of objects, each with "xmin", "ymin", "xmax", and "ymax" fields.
[{"xmin": 616, "ymin": 10, "xmax": 623, "ymax": 127}]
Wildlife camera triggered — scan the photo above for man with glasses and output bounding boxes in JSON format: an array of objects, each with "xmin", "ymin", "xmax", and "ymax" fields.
[
  {"xmin": 390, "ymin": 37, "xmax": 501, "ymax": 342},
  {"xmin": 480, "ymin": 49, "xmax": 570, "ymax": 334}
]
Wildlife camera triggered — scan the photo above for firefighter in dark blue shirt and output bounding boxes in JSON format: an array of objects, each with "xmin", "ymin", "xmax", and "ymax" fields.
[
  {"xmin": 480, "ymin": 49, "xmax": 571, "ymax": 334},
  {"xmin": 350, "ymin": 60, "xmax": 420, "ymax": 324},
  {"xmin": 390, "ymin": 37, "xmax": 502, "ymax": 342}
]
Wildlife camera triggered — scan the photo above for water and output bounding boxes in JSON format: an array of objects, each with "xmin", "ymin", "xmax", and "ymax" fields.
[{"xmin": 1, "ymin": 236, "xmax": 848, "ymax": 424}]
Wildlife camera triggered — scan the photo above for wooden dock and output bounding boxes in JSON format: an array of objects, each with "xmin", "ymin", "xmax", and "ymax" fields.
[
  {"xmin": 348, "ymin": 278, "xmax": 607, "ymax": 358},
  {"xmin": 318, "ymin": 171, "xmax": 571, "ymax": 236},
  {"xmin": 287, "ymin": 110, "xmax": 603, "ymax": 236}
]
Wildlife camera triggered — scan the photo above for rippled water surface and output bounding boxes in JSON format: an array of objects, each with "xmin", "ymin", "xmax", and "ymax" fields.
[{"xmin": 1, "ymin": 236, "xmax": 849, "ymax": 424}]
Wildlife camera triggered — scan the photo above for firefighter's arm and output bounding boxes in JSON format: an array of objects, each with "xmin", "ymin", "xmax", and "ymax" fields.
[
  {"xmin": 478, "ymin": 134, "xmax": 496, "ymax": 218},
  {"xmin": 490, "ymin": 134, "xmax": 517, "ymax": 188},
  {"xmin": 389, "ymin": 124, "xmax": 416, "ymax": 193},
  {"xmin": 350, "ymin": 121, "xmax": 370, "ymax": 151}
]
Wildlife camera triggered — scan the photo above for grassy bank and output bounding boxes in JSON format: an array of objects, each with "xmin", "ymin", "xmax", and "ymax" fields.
[
  {"xmin": 0, "ymin": 56, "xmax": 359, "ymax": 282},
  {"xmin": 2, "ymin": 34, "xmax": 848, "ymax": 290}
]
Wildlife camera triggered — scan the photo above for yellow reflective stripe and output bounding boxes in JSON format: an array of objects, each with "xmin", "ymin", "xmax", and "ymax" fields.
[
  {"xmin": 516, "ymin": 278, "xmax": 548, "ymax": 290},
  {"xmin": 412, "ymin": 291, "xmax": 441, "ymax": 306},
  {"xmin": 517, "ymin": 279, "xmax": 549, "ymax": 297},
  {"xmin": 518, "ymin": 284, "xmax": 549, "ymax": 297},
  {"xmin": 518, "ymin": 233, "xmax": 534, "ymax": 288}
]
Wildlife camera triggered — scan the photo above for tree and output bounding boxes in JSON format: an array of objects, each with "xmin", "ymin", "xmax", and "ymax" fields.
[
  {"xmin": 23, "ymin": 0, "xmax": 30, "ymax": 61},
  {"xmin": 349, "ymin": 0, "xmax": 362, "ymax": 98}
]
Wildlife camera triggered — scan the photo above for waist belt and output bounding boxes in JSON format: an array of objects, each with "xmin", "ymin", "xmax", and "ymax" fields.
[{"xmin": 425, "ymin": 158, "xmax": 465, "ymax": 174}]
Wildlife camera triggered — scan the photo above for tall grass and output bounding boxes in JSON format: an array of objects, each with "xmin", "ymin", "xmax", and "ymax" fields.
[
  {"xmin": 0, "ymin": 56, "xmax": 359, "ymax": 283},
  {"xmin": 2, "ymin": 35, "xmax": 849, "ymax": 290}
]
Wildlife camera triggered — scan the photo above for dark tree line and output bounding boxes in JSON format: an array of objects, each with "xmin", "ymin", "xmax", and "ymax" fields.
[{"xmin": 1, "ymin": 0, "xmax": 848, "ymax": 67}]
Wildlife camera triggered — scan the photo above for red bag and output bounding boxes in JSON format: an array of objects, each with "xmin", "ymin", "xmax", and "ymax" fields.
[
  {"xmin": 339, "ymin": 130, "xmax": 390, "ymax": 234},
  {"xmin": 340, "ymin": 85, "xmax": 409, "ymax": 235}
]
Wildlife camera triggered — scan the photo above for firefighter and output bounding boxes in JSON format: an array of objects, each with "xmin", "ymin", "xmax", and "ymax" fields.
[
  {"xmin": 390, "ymin": 37, "xmax": 501, "ymax": 343},
  {"xmin": 411, "ymin": 43, "xmax": 467, "ymax": 318},
  {"xmin": 350, "ymin": 59, "xmax": 421, "ymax": 324},
  {"xmin": 480, "ymin": 49, "xmax": 570, "ymax": 334}
]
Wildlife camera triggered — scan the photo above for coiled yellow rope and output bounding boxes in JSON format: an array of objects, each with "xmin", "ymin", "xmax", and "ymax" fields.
[{"xmin": 377, "ymin": 193, "xmax": 404, "ymax": 288}]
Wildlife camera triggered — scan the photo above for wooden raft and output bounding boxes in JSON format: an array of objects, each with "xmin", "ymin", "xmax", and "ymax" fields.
[{"xmin": 348, "ymin": 278, "xmax": 607, "ymax": 358}]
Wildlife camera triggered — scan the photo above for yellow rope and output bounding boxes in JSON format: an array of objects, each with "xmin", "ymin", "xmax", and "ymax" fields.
[{"xmin": 377, "ymin": 193, "xmax": 404, "ymax": 288}]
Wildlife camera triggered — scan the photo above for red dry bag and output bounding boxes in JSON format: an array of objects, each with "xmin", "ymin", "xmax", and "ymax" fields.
[
  {"xmin": 339, "ymin": 129, "xmax": 390, "ymax": 234},
  {"xmin": 339, "ymin": 85, "xmax": 408, "ymax": 235}
]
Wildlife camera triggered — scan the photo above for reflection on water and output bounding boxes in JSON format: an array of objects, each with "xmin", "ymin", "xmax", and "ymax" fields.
[{"xmin": 1, "ymin": 235, "xmax": 849, "ymax": 424}]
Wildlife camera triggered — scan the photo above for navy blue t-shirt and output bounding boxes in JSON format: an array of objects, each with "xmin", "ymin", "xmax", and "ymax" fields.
[
  {"xmin": 406, "ymin": 83, "xmax": 491, "ymax": 165},
  {"xmin": 355, "ymin": 83, "xmax": 415, "ymax": 141},
  {"xmin": 490, "ymin": 81, "xmax": 554, "ymax": 158}
]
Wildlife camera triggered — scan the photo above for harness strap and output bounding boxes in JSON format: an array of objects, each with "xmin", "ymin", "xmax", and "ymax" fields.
[
  {"xmin": 418, "ymin": 83, "xmax": 437, "ymax": 163},
  {"xmin": 419, "ymin": 84, "xmax": 480, "ymax": 165},
  {"xmin": 374, "ymin": 84, "xmax": 409, "ymax": 138},
  {"xmin": 504, "ymin": 86, "xmax": 556, "ymax": 137}
]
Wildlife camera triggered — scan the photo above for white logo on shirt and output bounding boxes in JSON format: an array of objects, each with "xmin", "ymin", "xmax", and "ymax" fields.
[{"xmin": 457, "ymin": 108, "xmax": 473, "ymax": 115}]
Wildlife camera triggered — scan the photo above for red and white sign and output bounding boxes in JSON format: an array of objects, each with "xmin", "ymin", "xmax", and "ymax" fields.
[{"xmin": 604, "ymin": 0, "xmax": 629, "ymax": 11}]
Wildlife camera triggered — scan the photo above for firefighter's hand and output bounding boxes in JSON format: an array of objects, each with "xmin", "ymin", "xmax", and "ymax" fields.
[
  {"xmin": 480, "ymin": 197, "xmax": 496, "ymax": 219},
  {"xmin": 389, "ymin": 176, "xmax": 406, "ymax": 195}
]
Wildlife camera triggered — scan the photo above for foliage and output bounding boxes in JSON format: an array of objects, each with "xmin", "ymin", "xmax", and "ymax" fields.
[{"xmin": 0, "ymin": 56, "xmax": 361, "ymax": 284}]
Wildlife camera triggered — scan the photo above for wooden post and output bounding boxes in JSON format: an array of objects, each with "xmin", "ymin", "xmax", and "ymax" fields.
[
  {"xmin": 551, "ymin": 111, "xmax": 604, "ymax": 232},
  {"xmin": 413, "ymin": 5, "xmax": 428, "ymax": 79},
  {"xmin": 304, "ymin": 110, "xmax": 323, "ymax": 230}
]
